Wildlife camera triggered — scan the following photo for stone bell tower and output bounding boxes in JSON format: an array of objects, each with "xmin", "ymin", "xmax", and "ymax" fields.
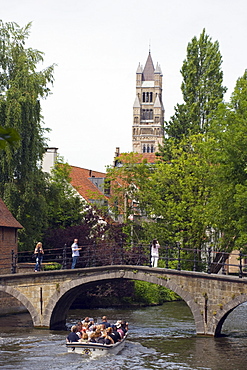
[{"xmin": 132, "ymin": 52, "xmax": 164, "ymax": 154}]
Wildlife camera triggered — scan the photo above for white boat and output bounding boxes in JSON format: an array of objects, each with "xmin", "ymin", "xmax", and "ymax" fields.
[{"xmin": 66, "ymin": 333, "xmax": 128, "ymax": 356}]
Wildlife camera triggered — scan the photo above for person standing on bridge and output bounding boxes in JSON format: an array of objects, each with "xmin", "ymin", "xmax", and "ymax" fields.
[
  {"xmin": 151, "ymin": 239, "xmax": 160, "ymax": 268},
  {"xmin": 34, "ymin": 242, "xmax": 44, "ymax": 272},
  {"xmin": 71, "ymin": 238, "xmax": 82, "ymax": 269}
]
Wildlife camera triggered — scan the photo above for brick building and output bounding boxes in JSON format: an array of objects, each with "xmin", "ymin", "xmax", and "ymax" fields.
[{"xmin": 0, "ymin": 198, "xmax": 22, "ymax": 274}]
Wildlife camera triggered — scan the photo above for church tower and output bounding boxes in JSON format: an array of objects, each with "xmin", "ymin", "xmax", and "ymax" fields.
[{"xmin": 132, "ymin": 52, "xmax": 164, "ymax": 154}]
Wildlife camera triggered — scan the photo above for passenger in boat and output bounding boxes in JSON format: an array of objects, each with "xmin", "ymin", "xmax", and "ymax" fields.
[
  {"xmin": 89, "ymin": 329, "xmax": 101, "ymax": 343},
  {"xmin": 79, "ymin": 332, "xmax": 88, "ymax": 342},
  {"xmin": 97, "ymin": 330, "xmax": 114, "ymax": 345},
  {"xmin": 120, "ymin": 320, "xmax": 128, "ymax": 335},
  {"xmin": 34, "ymin": 242, "xmax": 44, "ymax": 272},
  {"xmin": 88, "ymin": 324, "xmax": 97, "ymax": 333},
  {"xmin": 89, "ymin": 332, "xmax": 97, "ymax": 343},
  {"xmin": 67, "ymin": 325, "xmax": 80, "ymax": 342},
  {"xmin": 82, "ymin": 316, "xmax": 94, "ymax": 327},
  {"xmin": 76, "ymin": 322, "xmax": 83, "ymax": 339},
  {"xmin": 107, "ymin": 326, "xmax": 119, "ymax": 343},
  {"xmin": 94, "ymin": 329, "xmax": 102, "ymax": 339},
  {"xmin": 116, "ymin": 321, "xmax": 124, "ymax": 338},
  {"xmin": 151, "ymin": 239, "xmax": 160, "ymax": 268},
  {"xmin": 98, "ymin": 315, "xmax": 111, "ymax": 328},
  {"xmin": 111, "ymin": 325, "xmax": 122, "ymax": 342}
]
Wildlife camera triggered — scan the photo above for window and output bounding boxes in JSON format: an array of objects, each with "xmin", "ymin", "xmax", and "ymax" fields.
[
  {"xmin": 143, "ymin": 145, "xmax": 146, "ymax": 153},
  {"xmin": 141, "ymin": 109, "xmax": 153, "ymax": 120},
  {"xmin": 142, "ymin": 92, "xmax": 153, "ymax": 103}
]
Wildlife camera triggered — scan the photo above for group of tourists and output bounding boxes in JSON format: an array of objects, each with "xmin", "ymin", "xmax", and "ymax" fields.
[
  {"xmin": 33, "ymin": 238, "xmax": 161, "ymax": 271},
  {"xmin": 66, "ymin": 315, "xmax": 128, "ymax": 345}
]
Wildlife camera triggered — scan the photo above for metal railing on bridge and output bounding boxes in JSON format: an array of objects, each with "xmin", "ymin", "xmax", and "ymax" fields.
[{"xmin": 5, "ymin": 243, "xmax": 247, "ymax": 278}]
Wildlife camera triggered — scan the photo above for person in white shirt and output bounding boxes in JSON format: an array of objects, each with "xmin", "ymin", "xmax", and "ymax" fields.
[
  {"xmin": 71, "ymin": 238, "xmax": 82, "ymax": 269},
  {"xmin": 151, "ymin": 239, "xmax": 160, "ymax": 268}
]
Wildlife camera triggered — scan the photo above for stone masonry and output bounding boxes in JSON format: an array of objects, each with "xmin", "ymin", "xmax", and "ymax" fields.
[{"xmin": 0, "ymin": 265, "xmax": 247, "ymax": 336}]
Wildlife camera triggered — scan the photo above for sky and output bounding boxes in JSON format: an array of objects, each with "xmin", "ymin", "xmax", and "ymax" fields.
[{"xmin": 2, "ymin": 0, "xmax": 247, "ymax": 172}]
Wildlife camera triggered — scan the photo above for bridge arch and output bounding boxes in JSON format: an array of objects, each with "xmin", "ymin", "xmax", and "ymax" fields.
[
  {"xmin": 44, "ymin": 269, "xmax": 203, "ymax": 333},
  {"xmin": 0, "ymin": 285, "xmax": 40, "ymax": 325},
  {"xmin": 214, "ymin": 294, "xmax": 247, "ymax": 336}
]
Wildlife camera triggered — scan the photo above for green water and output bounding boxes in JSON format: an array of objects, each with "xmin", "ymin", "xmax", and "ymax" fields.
[{"xmin": 0, "ymin": 301, "xmax": 247, "ymax": 369}]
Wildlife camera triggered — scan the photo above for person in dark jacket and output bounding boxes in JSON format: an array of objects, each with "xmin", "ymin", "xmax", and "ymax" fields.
[{"xmin": 66, "ymin": 325, "xmax": 80, "ymax": 342}]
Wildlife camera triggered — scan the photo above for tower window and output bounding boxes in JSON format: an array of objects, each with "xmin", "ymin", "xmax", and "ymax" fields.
[
  {"xmin": 142, "ymin": 92, "xmax": 153, "ymax": 103},
  {"xmin": 143, "ymin": 145, "xmax": 146, "ymax": 153},
  {"xmin": 142, "ymin": 109, "xmax": 153, "ymax": 120}
]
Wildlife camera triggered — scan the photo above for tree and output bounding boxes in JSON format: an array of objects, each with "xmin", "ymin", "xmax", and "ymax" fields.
[
  {"xmin": 45, "ymin": 158, "xmax": 87, "ymax": 230},
  {"xmin": 106, "ymin": 152, "xmax": 154, "ymax": 244},
  {"xmin": 0, "ymin": 21, "xmax": 55, "ymax": 248},
  {"xmin": 207, "ymin": 70, "xmax": 247, "ymax": 250},
  {"xmin": 165, "ymin": 29, "xmax": 226, "ymax": 141},
  {"xmin": 0, "ymin": 126, "xmax": 20, "ymax": 149},
  {"xmin": 139, "ymin": 135, "xmax": 216, "ymax": 250}
]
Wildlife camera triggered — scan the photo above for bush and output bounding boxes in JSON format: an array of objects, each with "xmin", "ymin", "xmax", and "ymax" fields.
[
  {"xmin": 133, "ymin": 281, "xmax": 180, "ymax": 305},
  {"xmin": 43, "ymin": 262, "xmax": 62, "ymax": 271}
]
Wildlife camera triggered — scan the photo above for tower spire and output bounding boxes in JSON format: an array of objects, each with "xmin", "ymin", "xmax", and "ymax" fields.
[{"xmin": 142, "ymin": 52, "xmax": 154, "ymax": 81}]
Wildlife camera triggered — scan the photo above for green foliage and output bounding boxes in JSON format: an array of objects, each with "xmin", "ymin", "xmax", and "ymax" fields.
[
  {"xmin": 165, "ymin": 29, "xmax": 226, "ymax": 142},
  {"xmin": 45, "ymin": 158, "xmax": 86, "ymax": 230},
  {"xmin": 106, "ymin": 152, "xmax": 155, "ymax": 244},
  {"xmin": 138, "ymin": 135, "xmax": 216, "ymax": 249},
  {"xmin": 133, "ymin": 281, "xmax": 180, "ymax": 305},
  {"xmin": 0, "ymin": 20, "xmax": 55, "ymax": 248},
  {"xmin": 43, "ymin": 262, "xmax": 62, "ymax": 271},
  {"xmin": 0, "ymin": 126, "xmax": 20, "ymax": 149}
]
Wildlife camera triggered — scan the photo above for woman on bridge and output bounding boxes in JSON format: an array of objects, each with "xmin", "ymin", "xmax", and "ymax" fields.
[
  {"xmin": 151, "ymin": 239, "xmax": 160, "ymax": 268},
  {"xmin": 34, "ymin": 242, "xmax": 44, "ymax": 272}
]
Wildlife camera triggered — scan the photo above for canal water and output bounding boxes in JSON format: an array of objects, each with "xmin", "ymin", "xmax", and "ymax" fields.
[{"xmin": 0, "ymin": 301, "xmax": 247, "ymax": 369}]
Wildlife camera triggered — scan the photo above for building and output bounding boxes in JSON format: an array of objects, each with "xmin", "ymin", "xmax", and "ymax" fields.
[
  {"xmin": 132, "ymin": 52, "xmax": 165, "ymax": 155},
  {"xmin": 42, "ymin": 147, "xmax": 58, "ymax": 174},
  {"xmin": 69, "ymin": 166, "xmax": 108, "ymax": 207},
  {"xmin": 0, "ymin": 198, "xmax": 22, "ymax": 274}
]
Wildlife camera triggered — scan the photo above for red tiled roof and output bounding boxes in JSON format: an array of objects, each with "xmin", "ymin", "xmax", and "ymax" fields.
[
  {"xmin": 0, "ymin": 199, "xmax": 23, "ymax": 228},
  {"xmin": 69, "ymin": 166, "xmax": 106, "ymax": 202},
  {"xmin": 140, "ymin": 153, "xmax": 159, "ymax": 163}
]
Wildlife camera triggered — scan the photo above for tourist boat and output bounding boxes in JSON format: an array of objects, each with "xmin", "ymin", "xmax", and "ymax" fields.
[{"xmin": 66, "ymin": 332, "xmax": 128, "ymax": 356}]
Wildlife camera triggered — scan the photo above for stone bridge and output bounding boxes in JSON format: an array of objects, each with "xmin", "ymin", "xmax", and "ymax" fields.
[{"xmin": 1, "ymin": 265, "xmax": 247, "ymax": 336}]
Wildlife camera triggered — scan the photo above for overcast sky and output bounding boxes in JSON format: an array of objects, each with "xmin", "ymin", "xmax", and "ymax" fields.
[{"xmin": 2, "ymin": 0, "xmax": 247, "ymax": 172}]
